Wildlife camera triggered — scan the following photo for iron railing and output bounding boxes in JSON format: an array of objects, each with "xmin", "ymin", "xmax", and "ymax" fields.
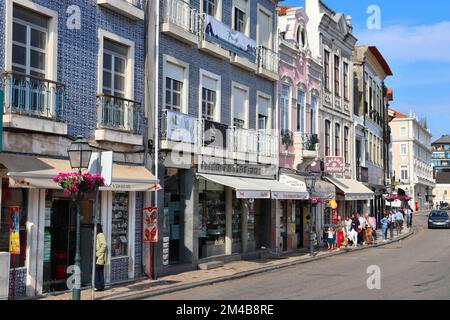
[
  {"xmin": 97, "ymin": 94, "xmax": 143, "ymax": 135},
  {"xmin": 3, "ymin": 70, "xmax": 66, "ymax": 121},
  {"xmin": 257, "ymin": 46, "xmax": 278, "ymax": 74},
  {"xmin": 162, "ymin": 0, "xmax": 199, "ymax": 35},
  {"xmin": 161, "ymin": 109, "xmax": 198, "ymax": 144},
  {"xmin": 126, "ymin": 0, "xmax": 145, "ymax": 10}
]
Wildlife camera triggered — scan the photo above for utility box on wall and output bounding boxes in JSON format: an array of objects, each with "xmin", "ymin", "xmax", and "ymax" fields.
[{"xmin": 0, "ymin": 252, "xmax": 10, "ymax": 300}]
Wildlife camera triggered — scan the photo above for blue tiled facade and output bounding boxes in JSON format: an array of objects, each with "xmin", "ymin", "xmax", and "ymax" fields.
[{"xmin": 0, "ymin": 0, "xmax": 145, "ymax": 138}]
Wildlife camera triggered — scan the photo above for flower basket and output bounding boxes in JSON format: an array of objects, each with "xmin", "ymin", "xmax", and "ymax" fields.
[
  {"xmin": 306, "ymin": 197, "xmax": 324, "ymax": 207},
  {"xmin": 53, "ymin": 172, "xmax": 106, "ymax": 195},
  {"xmin": 385, "ymin": 195, "xmax": 398, "ymax": 202}
]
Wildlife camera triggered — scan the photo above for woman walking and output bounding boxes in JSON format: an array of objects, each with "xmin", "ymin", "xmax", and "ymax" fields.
[
  {"xmin": 95, "ymin": 223, "xmax": 107, "ymax": 291},
  {"xmin": 380, "ymin": 213, "xmax": 389, "ymax": 242},
  {"xmin": 336, "ymin": 216, "xmax": 346, "ymax": 250}
]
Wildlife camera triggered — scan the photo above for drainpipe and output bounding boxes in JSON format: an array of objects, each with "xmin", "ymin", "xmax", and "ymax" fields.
[{"xmin": 274, "ymin": 7, "xmax": 281, "ymax": 253}]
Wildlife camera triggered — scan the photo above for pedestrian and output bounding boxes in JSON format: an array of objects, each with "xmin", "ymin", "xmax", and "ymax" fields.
[
  {"xmin": 336, "ymin": 216, "xmax": 345, "ymax": 250},
  {"xmin": 370, "ymin": 214, "xmax": 377, "ymax": 242},
  {"xmin": 388, "ymin": 210, "xmax": 395, "ymax": 240},
  {"xmin": 95, "ymin": 223, "xmax": 107, "ymax": 292},
  {"xmin": 357, "ymin": 213, "xmax": 366, "ymax": 245},
  {"xmin": 364, "ymin": 213, "xmax": 374, "ymax": 245},
  {"xmin": 380, "ymin": 213, "xmax": 389, "ymax": 242},
  {"xmin": 327, "ymin": 226, "xmax": 336, "ymax": 251},
  {"xmin": 405, "ymin": 206, "xmax": 412, "ymax": 228},
  {"xmin": 344, "ymin": 215, "xmax": 352, "ymax": 246},
  {"xmin": 395, "ymin": 209, "xmax": 404, "ymax": 236},
  {"xmin": 349, "ymin": 214, "xmax": 360, "ymax": 247}
]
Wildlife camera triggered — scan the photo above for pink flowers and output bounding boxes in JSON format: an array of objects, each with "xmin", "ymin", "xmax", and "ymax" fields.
[
  {"xmin": 307, "ymin": 197, "xmax": 324, "ymax": 206},
  {"xmin": 53, "ymin": 172, "xmax": 106, "ymax": 195}
]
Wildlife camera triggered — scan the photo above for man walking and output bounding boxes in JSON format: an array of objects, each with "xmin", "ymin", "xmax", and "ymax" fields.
[
  {"xmin": 395, "ymin": 209, "xmax": 404, "ymax": 235},
  {"xmin": 388, "ymin": 210, "xmax": 395, "ymax": 240},
  {"xmin": 404, "ymin": 206, "xmax": 412, "ymax": 228}
]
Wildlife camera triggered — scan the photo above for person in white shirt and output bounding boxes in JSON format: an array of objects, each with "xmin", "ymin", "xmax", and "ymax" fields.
[
  {"xmin": 357, "ymin": 213, "xmax": 366, "ymax": 245},
  {"xmin": 395, "ymin": 209, "xmax": 404, "ymax": 235},
  {"xmin": 404, "ymin": 207, "xmax": 412, "ymax": 228}
]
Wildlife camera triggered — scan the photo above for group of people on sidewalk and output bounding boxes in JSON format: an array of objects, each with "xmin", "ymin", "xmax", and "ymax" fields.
[{"xmin": 325, "ymin": 207, "xmax": 413, "ymax": 251}]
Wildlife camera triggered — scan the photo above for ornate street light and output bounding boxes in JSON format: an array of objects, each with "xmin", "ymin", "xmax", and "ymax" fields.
[
  {"xmin": 304, "ymin": 173, "xmax": 317, "ymax": 257},
  {"xmin": 68, "ymin": 136, "xmax": 92, "ymax": 300}
]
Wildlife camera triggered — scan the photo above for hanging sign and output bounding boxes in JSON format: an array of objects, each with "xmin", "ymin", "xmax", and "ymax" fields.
[
  {"xmin": 143, "ymin": 207, "xmax": 158, "ymax": 243},
  {"xmin": 324, "ymin": 156, "xmax": 345, "ymax": 173},
  {"xmin": 9, "ymin": 207, "xmax": 20, "ymax": 255}
]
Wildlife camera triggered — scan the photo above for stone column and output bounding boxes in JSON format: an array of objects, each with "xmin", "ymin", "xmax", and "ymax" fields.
[
  {"xmin": 182, "ymin": 168, "xmax": 199, "ymax": 263},
  {"xmin": 225, "ymin": 187, "xmax": 233, "ymax": 255}
]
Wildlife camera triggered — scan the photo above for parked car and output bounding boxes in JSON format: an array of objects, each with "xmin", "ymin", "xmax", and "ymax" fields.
[
  {"xmin": 439, "ymin": 202, "xmax": 449, "ymax": 210},
  {"xmin": 428, "ymin": 210, "xmax": 450, "ymax": 229}
]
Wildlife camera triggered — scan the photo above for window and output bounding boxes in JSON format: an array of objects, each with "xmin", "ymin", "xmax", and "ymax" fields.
[
  {"xmin": 281, "ymin": 84, "xmax": 291, "ymax": 131},
  {"xmin": 324, "ymin": 50, "xmax": 330, "ymax": 91},
  {"xmin": 297, "ymin": 89, "xmax": 305, "ymax": 132},
  {"xmin": 325, "ymin": 120, "xmax": 331, "ymax": 156},
  {"xmin": 334, "ymin": 55, "xmax": 340, "ymax": 96},
  {"xmin": 257, "ymin": 6, "xmax": 272, "ymax": 49},
  {"xmin": 335, "ymin": 123, "xmax": 341, "ymax": 156},
  {"xmin": 0, "ymin": 180, "xmax": 28, "ymax": 268},
  {"xmin": 401, "ymin": 143, "xmax": 408, "ymax": 156},
  {"xmin": 343, "ymin": 62, "xmax": 349, "ymax": 100},
  {"xmin": 234, "ymin": 8, "xmax": 245, "ymax": 33},
  {"xmin": 12, "ymin": 5, "xmax": 48, "ymax": 77},
  {"xmin": 203, "ymin": 0, "xmax": 217, "ymax": 16},
  {"xmin": 297, "ymin": 26, "xmax": 306, "ymax": 47},
  {"xmin": 400, "ymin": 126, "xmax": 407, "ymax": 136},
  {"xmin": 202, "ymin": 88, "xmax": 216, "ymax": 121},
  {"xmin": 344, "ymin": 127, "xmax": 349, "ymax": 164},
  {"xmin": 257, "ymin": 94, "xmax": 271, "ymax": 130},
  {"xmin": 103, "ymin": 39, "xmax": 128, "ymax": 97},
  {"xmin": 111, "ymin": 192, "xmax": 130, "ymax": 257},
  {"xmin": 164, "ymin": 57, "xmax": 188, "ymax": 113},
  {"xmin": 401, "ymin": 166, "xmax": 409, "ymax": 181},
  {"xmin": 232, "ymin": 83, "xmax": 248, "ymax": 128},
  {"xmin": 310, "ymin": 94, "xmax": 318, "ymax": 134}
]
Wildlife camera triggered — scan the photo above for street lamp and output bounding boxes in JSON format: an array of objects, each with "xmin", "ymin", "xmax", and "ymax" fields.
[
  {"xmin": 304, "ymin": 173, "xmax": 317, "ymax": 257},
  {"xmin": 68, "ymin": 136, "xmax": 92, "ymax": 300}
]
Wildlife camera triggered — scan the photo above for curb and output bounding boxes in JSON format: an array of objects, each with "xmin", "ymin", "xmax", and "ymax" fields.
[{"xmin": 104, "ymin": 228, "xmax": 416, "ymax": 300}]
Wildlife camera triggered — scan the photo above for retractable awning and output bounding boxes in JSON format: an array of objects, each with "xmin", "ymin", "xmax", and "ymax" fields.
[
  {"xmin": 280, "ymin": 174, "xmax": 335, "ymax": 199},
  {"xmin": 197, "ymin": 174, "xmax": 309, "ymax": 200},
  {"xmin": 0, "ymin": 154, "xmax": 159, "ymax": 192},
  {"xmin": 325, "ymin": 176, "xmax": 375, "ymax": 201}
]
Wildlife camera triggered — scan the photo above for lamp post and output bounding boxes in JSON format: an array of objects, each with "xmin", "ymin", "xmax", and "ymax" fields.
[
  {"xmin": 67, "ymin": 136, "xmax": 93, "ymax": 300},
  {"xmin": 304, "ymin": 173, "xmax": 317, "ymax": 257}
]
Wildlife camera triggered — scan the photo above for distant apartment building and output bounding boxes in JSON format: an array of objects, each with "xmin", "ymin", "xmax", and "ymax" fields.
[
  {"xmin": 431, "ymin": 135, "xmax": 450, "ymax": 207},
  {"xmin": 389, "ymin": 109, "xmax": 435, "ymax": 210}
]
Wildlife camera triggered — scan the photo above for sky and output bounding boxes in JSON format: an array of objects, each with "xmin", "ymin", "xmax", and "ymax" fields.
[{"xmin": 282, "ymin": 0, "xmax": 450, "ymax": 141}]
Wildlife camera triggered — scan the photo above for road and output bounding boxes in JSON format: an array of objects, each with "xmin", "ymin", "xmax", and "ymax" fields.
[{"xmin": 148, "ymin": 212, "xmax": 450, "ymax": 300}]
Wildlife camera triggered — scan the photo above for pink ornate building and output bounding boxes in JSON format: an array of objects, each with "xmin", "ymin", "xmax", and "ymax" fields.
[{"xmin": 278, "ymin": 7, "xmax": 322, "ymax": 172}]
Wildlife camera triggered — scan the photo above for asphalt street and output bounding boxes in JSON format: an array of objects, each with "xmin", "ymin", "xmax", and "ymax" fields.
[{"xmin": 147, "ymin": 212, "xmax": 450, "ymax": 300}]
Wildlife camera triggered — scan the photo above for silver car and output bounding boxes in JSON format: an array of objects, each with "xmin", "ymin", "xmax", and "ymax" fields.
[{"xmin": 428, "ymin": 210, "xmax": 450, "ymax": 229}]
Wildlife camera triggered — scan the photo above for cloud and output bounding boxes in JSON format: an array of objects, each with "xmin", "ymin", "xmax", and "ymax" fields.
[{"xmin": 356, "ymin": 21, "xmax": 450, "ymax": 64}]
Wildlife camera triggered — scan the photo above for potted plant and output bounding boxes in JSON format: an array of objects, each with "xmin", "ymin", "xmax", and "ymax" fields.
[{"xmin": 53, "ymin": 172, "xmax": 105, "ymax": 195}]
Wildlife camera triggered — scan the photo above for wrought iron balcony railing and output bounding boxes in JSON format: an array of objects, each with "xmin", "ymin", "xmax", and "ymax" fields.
[
  {"xmin": 97, "ymin": 94, "xmax": 143, "ymax": 135},
  {"xmin": 162, "ymin": 0, "xmax": 199, "ymax": 35},
  {"xmin": 126, "ymin": 0, "xmax": 145, "ymax": 10},
  {"xmin": 257, "ymin": 46, "xmax": 278, "ymax": 74},
  {"xmin": 302, "ymin": 133, "xmax": 320, "ymax": 151},
  {"xmin": 3, "ymin": 70, "xmax": 66, "ymax": 121}
]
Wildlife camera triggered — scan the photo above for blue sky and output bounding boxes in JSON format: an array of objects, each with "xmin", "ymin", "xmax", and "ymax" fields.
[{"xmin": 283, "ymin": 0, "xmax": 450, "ymax": 141}]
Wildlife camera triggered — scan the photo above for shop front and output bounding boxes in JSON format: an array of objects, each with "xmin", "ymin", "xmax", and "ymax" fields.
[{"xmin": 0, "ymin": 153, "xmax": 159, "ymax": 298}]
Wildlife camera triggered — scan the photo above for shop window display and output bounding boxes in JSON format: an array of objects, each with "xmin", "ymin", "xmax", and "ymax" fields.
[
  {"xmin": 0, "ymin": 179, "xmax": 28, "ymax": 268},
  {"xmin": 111, "ymin": 192, "xmax": 129, "ymax": 257},
  {"xmin": 199, "ymin": 180, "xmax": 226, "ymax": 258}
]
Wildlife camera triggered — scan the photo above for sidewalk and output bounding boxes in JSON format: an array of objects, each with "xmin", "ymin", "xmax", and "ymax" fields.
[{"xmin": 35, "ymin": 224, "xmax": 415, "ymax": 301}]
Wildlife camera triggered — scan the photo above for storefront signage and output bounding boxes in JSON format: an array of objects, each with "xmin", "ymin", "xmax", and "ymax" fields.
[
  {"xmin": 88, "ymin": 151, "xmax": 113, "ymax": 187},
  {"xmin": 9, "ymin": 207, "xmax": 20, "ymax": 255},
  {"xmin": 271, "ymin": 192, "xmax": 309, "ymax": 200},
  {"xmin": 199, "ymin": 156, "xmax": 277, "ymax": 179},
  {"xmin": 143, "ymin": 207, "xmax": 158, "ymax": 243},
  {"xmin": 324, "ymin": 157, "xmax": 345, "ymax": 173},
  {"xmin": 204, "ymin": 14, "xmax": 257, "ymax": 61},
  {"xmin": 236, "ymin": 190, "xmax": 270, "ymax": 199},
  {"xmin": 162, "ymin": 237, "xmax": 169, "ymax": 266},
  {"xmin": 163, "ymin": 110, "xmax": 197, "ymax": 144}
]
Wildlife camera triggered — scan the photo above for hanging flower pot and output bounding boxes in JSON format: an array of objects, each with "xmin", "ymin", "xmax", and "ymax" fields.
[
  {"xmin": 306, "ymin": 197, "xmax": 324, "ymax": 207},
  {"xmin": 53, "ymin": 172, "xmax": 106, "ymax": 195}
]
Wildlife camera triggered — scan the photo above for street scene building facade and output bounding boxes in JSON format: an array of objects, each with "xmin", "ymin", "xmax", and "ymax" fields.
[
  {"xmin": 389, "ymin": 109, "xmax": 435, "ymax": 210},
  {"xmin": 0, "ymin": 0, "xmax": 425, "ymax": 300},
  {"xmin": 431, "ymin": 135, "xmax": 450, "ymax": 207},
  {"xmin": 0, "ymin": 0, "xmax": 157, "ymax": 298}
]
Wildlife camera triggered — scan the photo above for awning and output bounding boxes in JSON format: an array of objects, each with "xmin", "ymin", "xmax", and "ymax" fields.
[
  {"xmin": 196, "ymin": 174, "xmax": 309, "ymax": 200},
  {"xmin": 325, "ymin": 176, "xmax": 375, "ymax": 201},
  {"xmin": 0, "ymin": 154, "xmax": 159, "ymax": 192},
  {"xmin": 197, "ymin": 173, "xmax": 271, "ymax": 199},
  {"xmin": 282, "ymin": 174, "xmax": 336, "ymax": 199}
]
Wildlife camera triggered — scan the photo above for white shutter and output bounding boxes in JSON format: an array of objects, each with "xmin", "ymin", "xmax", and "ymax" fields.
[
  {"xmin": 202, "ymin": 75, "xmax": 218, "ymax": 91},
  {"xmin": 233, "ymin": 87, "xmax": 247, "ymax": 122},
  {"xmin": 258, "ymin": 9, "xmax": 271, "ymax": 47},
  {"xmin": 235, "ymin": 0, "xmax": 248, "ymax": 13},
  {"xmin": 166, "ymin": 61, "xmax": 184, "ymax": 82},
  {"xmin": 258, "ymin": 96, "xmax": 269, "ymax": 116}
]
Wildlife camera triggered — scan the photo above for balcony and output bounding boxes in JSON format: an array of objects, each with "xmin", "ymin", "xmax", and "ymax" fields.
[
  {"xmin": 201, "ymin": 119, "xmax": 228, "ymax": 158},
  {"xmin": 95, "ymin": 94, "xmax": 143, "ymax": 145},
  {"xmin": 160, "ymin": 109, "xmax": 199, "ymax": 153},
  {"xmin": 228, "ymin": 127, "xmax": 258, "ymax": 162},
  {"xmin": 2, "ymin": 71, "xmax": 67, "ymax": 135},
  {"xmin": 258, "ymin": 130, "xmax": 278, "ymax": 164},
  {"xmin": 257, "ymin": 46, "xmax": 279, "ymax": 81},
  {"xmin": 97, "ymin": 0, "xmax": 145, "ymax": 21},
  {"xmin": 198, "ymin": 14, "xmax": 233, "ymax": 60},
  {"xmin": 293, "ymin": 133, "xmax": 319, "ymax": 169},
  {"xmin": 162, "ymin": 0, "xmax": 199, "ymax": 45}
]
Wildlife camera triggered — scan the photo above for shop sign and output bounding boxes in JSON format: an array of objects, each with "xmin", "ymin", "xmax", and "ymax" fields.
[
  {"xmin": 204, "ymin": 14, "xmax": 257, "ymax": 61},
  {"xmin": 88, "ymin": 151, "xmax": 113, "ymax": 187},
  {"xmin": 271, "ymin": 192, "xmax": 309, "ymax": 200},
  {"xmin": 162, "ymin": 237, "xmax": 169, "ymax": 266},
  {"xmin": 324, "ymin": 157, "xmax": 345, "ymax": 173},
  {"xmin": 9, "ymin": 207, "xmax": 20, "ymax": 255},
  {"xmin": 143, "ymin": 207, "xmax": 158, "ymax": 243},
  {"xmin": 236, "ymin": 190, "xmax": 270, "ymax": 199}
]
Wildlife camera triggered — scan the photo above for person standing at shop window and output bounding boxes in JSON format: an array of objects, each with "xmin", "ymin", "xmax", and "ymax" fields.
[{"xmin": 95, "ymin": 224, "xmax": 107, "ymax": 292}]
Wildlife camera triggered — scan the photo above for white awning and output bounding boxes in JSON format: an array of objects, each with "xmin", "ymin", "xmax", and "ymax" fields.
[
  {"xmin": 325, "ymin": 176, "xmax": 375, "ymax": 201},
  {"xmin": 197, "ymin": 173, "xmax": 271, "ymax": 199},
  {"xmin": 197, "ymin": 174, "xmax": 309, "ymax": 200},
  {"xmin": 0, "ymin": 154, "xmax": 159, "ymax": 192}
]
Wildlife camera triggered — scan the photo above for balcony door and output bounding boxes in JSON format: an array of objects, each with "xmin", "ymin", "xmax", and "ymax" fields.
[
  {"xmin": 11, "ymin": 5, "xmax": 49, "ymax": 113},
  {"xmin": 257, "ymin": 7, "xmax": 272, "ymax": 49}
]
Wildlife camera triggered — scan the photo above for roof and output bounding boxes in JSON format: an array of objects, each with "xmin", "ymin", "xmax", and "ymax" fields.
[
  {"xmin": 388, "ymin": 108, "xmax": 409, "ymax": 119},
  {"xmin": 368, "ymin": 46, "xmax": 393, "ymax": 76},
  {"xmin": 432, "ymin": 135, "xmax": 450, "ymax": 145},
  {"xmin": 278, "ymin": 5, "xmax": 293, "ymax": 16},
  {"xmin": 435, "ymin": 172, "xmax": 450, "ymax": 184}
]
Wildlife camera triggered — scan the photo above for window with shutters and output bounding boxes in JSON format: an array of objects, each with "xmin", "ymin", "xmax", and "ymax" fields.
[{"xmin": 232, "ymin": 83, "xmax": 249, "ymax": 128}]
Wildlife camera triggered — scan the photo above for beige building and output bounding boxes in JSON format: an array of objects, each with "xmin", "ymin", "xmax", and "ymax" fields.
[
  {"xmin": 389, "ymin": 109, "xmax": 435, "ymax": 210},
  {"xmin": 432, "ymin": 173, "xmax": 450, "ymax": 207}
]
